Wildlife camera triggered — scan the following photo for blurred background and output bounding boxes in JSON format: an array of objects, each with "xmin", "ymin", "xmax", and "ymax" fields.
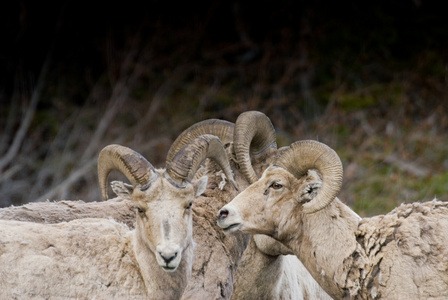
[{"xmin": 1, "ymin": 0, "xmax": 447, "ymax": 216}]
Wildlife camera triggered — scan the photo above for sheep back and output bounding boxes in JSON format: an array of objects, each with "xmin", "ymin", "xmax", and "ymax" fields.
[
  {"xmin": 346, "ymin": 200, "xmax": 448, "ymax": 299},
  {"xmin": 0, "ymin": 198, "xmax": 136, "ymax": 228},
  {"xmin": 0, "ymin": 218, "xmax": 147, "ymax": 299}
]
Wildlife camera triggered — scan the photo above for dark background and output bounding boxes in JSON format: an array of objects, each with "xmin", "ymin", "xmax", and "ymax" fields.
[{"xmin": 1, "ymin": 0, "xmax": 447, "ymax": 216}]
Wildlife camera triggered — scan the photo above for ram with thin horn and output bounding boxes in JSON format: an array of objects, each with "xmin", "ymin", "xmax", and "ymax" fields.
[{"xmin": 0, "ymin": 134, "xmax": 235, "ymax": 299}]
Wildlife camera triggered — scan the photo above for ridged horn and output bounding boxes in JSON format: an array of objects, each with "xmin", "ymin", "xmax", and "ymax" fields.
[
  {"xmin": 166, "ymin": 134, "xmax": 238, "ymax": 190},
  {"xmin": 275, "ymin": 140, "xmax": 343, "ymax": 214},
  {"xmin": 166, "ymin": 119, "xmax": 235, "ymax": 164},
  {"xmin": 234, "ymin": 111, "xmax": 277, "ymax": 184},
  {"xmin": 98, "ymin": 144, "xmax": 157, "ymax": 200}
]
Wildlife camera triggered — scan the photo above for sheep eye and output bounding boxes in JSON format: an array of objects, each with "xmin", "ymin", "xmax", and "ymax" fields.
[
  {"xmin": 270, "ymin": 182, "xmax": 283, "ymax": 190},
  {"xmin": 136, "ymin": 207, "xmax": 145, "ymax": 215}
]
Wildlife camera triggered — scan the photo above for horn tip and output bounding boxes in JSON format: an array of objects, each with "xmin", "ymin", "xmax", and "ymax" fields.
[{"xmin": 231, "ymin": 179, "xmax": 239, "ymax": 191}]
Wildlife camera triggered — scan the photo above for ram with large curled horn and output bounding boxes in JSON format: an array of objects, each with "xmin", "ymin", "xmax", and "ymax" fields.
[
  {"xmin": 219, "ymin": 136, "xmax": 448, "ymax": 299},
  {"xmin": 229, "ymin": 112, "xmax": 333, "ymax": 300}
]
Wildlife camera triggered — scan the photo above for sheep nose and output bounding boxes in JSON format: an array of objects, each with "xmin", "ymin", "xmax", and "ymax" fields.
[
  {"xmin": 160, "ymin": 252, "xmax": 178, "ymax": 264},
  {"xmin": 219, "ymin": 208, "xmax": 229, "ymax": 219}
]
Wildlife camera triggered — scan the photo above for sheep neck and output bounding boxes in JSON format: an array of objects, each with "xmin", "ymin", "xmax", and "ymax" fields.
[
  {"xmin": 131, "ymin": 230, "xmax": 193, "ymax": 299},
  {"xmin": 232, "ymin": 237, "xmax": 282, "ymax": 299},
  {"xmin": 281, "ymin": 198, "xmax": 360, "ymax": 299}
]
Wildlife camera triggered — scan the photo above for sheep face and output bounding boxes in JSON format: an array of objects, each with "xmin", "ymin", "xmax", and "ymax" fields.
[
  {"xmin": 112, "ymin": 172, "xmax": 207, "ymax": 272},
  {"xmin": 218, "ymin": 166, "xmax": 322, "ymax": 239}
]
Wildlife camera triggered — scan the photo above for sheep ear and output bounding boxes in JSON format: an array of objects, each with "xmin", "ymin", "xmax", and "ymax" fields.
[
  {"xmin": 110, "ymin": 181, "xmax": 134, "ymax": 200},
  {"xmin": 296, "ymin": 170, "xmax": 322, "ymax": 203},
  {"xmin": 193, "ymin": 176, "xmax": 208, "ymax": 197}
]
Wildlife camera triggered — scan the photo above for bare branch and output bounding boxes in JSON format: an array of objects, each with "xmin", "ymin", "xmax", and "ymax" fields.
[
  {"xmin": 383, "ymin": 154, "xmax": 429, "ymax": 178},
  {"xmin": 0, "ymin": 96, "xmax": 19, "ymax": 155},
  {"xmin": 81, "ymin": 36, "xmax": 144, "ymax": 162},
  {"xmin": 0, "ymin": 55, "xmax": 50, "ymax": 172},
  {"xmin": 34, "ymin": 157, "xmax": 97, "ymax": 202}
]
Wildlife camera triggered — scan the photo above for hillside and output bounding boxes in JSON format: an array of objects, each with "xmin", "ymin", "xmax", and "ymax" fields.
[{"xmin": 1, "ymin": 1, "xmax": 447, "ymax": 216}]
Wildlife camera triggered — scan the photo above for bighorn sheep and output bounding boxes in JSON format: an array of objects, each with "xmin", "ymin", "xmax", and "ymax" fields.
[
  {"xmin": 0, "ymin": 135, "xmax": 236, "ymax": 299},
  {"xmin": 230, "ymin": 112, "xmax": 332, "ymax": 300},
  {"xmin": 218, "ymin": 139, "xmax": 448, "ymax": 299},
  {"xmin": 167, "ymin": 111, "xmax": 332, "ymax": 300}
]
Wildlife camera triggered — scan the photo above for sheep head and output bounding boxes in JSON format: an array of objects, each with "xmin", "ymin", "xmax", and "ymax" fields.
[
  {"xmin": 217, "ymin": 140, "xmax": 343, "ymax": 239},
  {"xmin": 109, "ymin": 174, "xmax": 204, "ymax": 272},
  {"xmin": 98, "ymin": 135, "xmax": 236, "ymax": 272}
]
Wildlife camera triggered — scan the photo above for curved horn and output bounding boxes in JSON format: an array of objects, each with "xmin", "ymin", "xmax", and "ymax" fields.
[
  {"xmin": 166, "ymin": 119, "xmax": 235, "ymax": 164},
  {"xmin": 234, "ymin": 111, "xmax": 277, "ymax": 184},
  {"xmin": 275, "ymin": 140, "xmax": 343, "ymax": 214},
  {"xmin": 166, "ymin": 134, "xmax": 237, "ymax": 190},
  {"xmin": 98, "ymin": 144, "xmax": 157, "ymax": 200}
]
